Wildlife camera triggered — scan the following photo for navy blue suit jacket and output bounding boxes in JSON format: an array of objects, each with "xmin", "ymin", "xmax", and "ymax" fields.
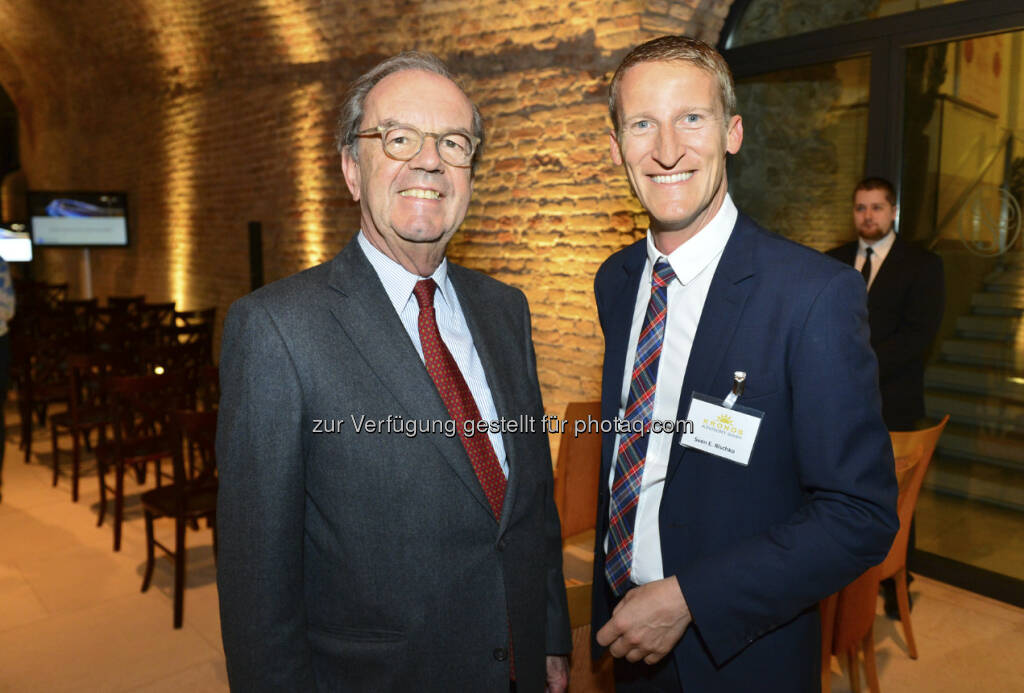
[{"xmin": 591, "ymin": 213, "xmax": 899, "ymax": 691}]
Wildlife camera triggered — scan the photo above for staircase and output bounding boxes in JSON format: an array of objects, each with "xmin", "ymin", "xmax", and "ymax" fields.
[{"xmin": 924, "ymin": 254, "xmax": 1024, "ymax": 511}]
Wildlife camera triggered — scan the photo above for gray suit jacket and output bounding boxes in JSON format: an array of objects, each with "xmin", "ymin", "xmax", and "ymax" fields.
[{"xmin": 216, "ymin": 238, "xmax": 571, "ymax": 692}]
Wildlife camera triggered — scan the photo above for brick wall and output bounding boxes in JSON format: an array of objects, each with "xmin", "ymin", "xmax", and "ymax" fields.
[{"xmin": 0, "ymin": 0, "xmax": 735, "ymax": 419}]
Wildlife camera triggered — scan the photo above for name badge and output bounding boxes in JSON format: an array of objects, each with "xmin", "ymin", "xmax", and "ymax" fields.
[{"xmin": 678, "ymin": 372, "xmax": 764, "ymax": 466}]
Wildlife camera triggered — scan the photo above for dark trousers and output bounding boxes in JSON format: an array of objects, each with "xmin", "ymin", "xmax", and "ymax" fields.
[{"xmin": 614, "ymin": 655, "xmax": 681, "ymax": 692}]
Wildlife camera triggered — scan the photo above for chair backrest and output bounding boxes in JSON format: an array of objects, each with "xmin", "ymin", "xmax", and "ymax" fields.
[
  {"xmin": 106, "ymin": 372, "xmax": 191, "ymax": 445},
  {"xmin": 174, "ymin": 307, "xmax": 216, "ymax": 328},
  {"xmin": 140, "ymin": 302, "xmax": 176, "ymax": 330},
  {"xmin": 879, "ymin": 415, "xmax": 950, "ymax": 579},
  {"xmin": 171, "ymin": 409, "xmax": 218, "ymax": 488},
  {"xmin": 553, "ymin": 401, "xmax": 603, "ymax": 540},
  {"xmin": 65, "ymin": 351, "xmax": 132, "ymax": 417},
  {"xmin": 194, "ymin": 365, "xmax": 220, "ymax": 412}
]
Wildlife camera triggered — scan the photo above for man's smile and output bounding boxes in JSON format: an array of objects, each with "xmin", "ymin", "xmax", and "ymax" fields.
[
  {"xmin": 650, "ymin": 172, "xmax": 695, "ymax": 184},
  {"xmin": 399, "ymin": 188, "xmax": 442, "ymax": 199}
]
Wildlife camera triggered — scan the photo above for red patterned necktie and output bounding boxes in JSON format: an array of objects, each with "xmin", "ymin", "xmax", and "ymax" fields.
[
  {"xmin": 605, "ymin": 259, "xmax": 676, "ymax": 596},
  {"xmin": 413, "ymin": 279, "xmax": 507, "ymax": 520}
]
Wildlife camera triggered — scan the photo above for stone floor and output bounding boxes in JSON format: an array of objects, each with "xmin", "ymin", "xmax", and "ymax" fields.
[{"xmin": 2, "ymin": 420, "xmax": 1024, "ymax": 692}]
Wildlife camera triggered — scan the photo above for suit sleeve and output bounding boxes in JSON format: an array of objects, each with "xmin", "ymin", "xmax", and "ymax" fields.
[
  {"xmin": 517, "ymin": 292, "xmax": 573, "ymax": 656},
  {"xmin": 873, "ymin": 252, "xmax": 945, "ymax": 380},
  {"xmin": 675, "ymin": 269, "xmax": 899, "ymax": 664},
  {"xmin": 216, "ymin": 297, "xmax": 316, "ymax": 691}
]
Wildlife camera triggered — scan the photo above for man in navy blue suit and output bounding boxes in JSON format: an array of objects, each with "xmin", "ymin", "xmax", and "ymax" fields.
[{"xmin": 591, "ymin": 36, "xmax": 899, "ymax": 691}]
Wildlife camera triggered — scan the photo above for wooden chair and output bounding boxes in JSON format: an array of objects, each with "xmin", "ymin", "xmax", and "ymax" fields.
[
  {"xmin": 565, "ymin": 581, "xmax": 615, "ymax": 691},
  {"xmin": 141, "ymin": 409, "xmax": 218, "ymax": 628},
  {"xmin": 49, "ymin": 351, "xmax": 127, "ymax": 501},
  {"xmin": 194, "ymin": 365, "xmax": 219, "ymax": 412},
  {"xmin": 139, "ymin": 302, "xmax": 176, "ymax": 346},
  {"xmin": 819, "ymin": 444, "xmax": 928, "ymax": 693},
  {"xmin": 173, "ymin": 307, "xmax": 216, "ymax": 329},
  {"xmin": 95, "ymin": 372, "xmax": 190, "ymax": 551},
  {"xmin": 553, "ymin": 401, "xmax": 603, "ymax": 540},
  {"xmin": 825, "ymin": 564, "xmax": 885, "ymax": 693},
  {"xmin": 12, "ymin": 335, "xmax": 72, "ymax": 463},
  {"xmin": 95, "ymin": 297, "xmax": 146, "ymax": 354},
  {"xmin": 107, "ymin": 295, "xmax": 146, "ymax": 314},
  {"xmin": 880, "ymin": 414, "xmax": 949, "ymax": 659}
]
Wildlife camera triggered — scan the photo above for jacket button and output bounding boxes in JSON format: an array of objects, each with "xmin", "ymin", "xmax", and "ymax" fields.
[
  {"xmin": 497, "ymin": 537, "xmax": 508, "ymax": 551},
  {"xmin": 492, "ymin": 647, "xmax": 508, "ymax": 661}
]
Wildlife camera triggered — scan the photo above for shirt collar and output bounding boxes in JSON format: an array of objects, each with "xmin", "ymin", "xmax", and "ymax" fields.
[
  {"xmin": 645, "ymin": 193, "xmax": 737, "ymax": 285},
  {"xmin": 357, "ymin": 231, "xmax": 451, "ymax": 313},
  {"xmin": 858, "ymin": 228, "xmax": 896, "ymax": 255}
]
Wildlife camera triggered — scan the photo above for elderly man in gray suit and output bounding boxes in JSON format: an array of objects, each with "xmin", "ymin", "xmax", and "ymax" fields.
[{"xmin": 216, "ymin": 52, "xmax": 572, "ymax": 692}]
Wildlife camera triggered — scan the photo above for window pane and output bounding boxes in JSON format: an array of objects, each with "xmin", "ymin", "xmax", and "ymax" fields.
[
  {"xmin": 730, "ymin": 0, "xmax": 970, "ymax": 48},
  {"xmin": 729, "ymin": 56, "xmax": 871, "ymax": 249},
  {"xmin": 903, "ymin": 29, "xmax": 1024, "ymax": 583}
]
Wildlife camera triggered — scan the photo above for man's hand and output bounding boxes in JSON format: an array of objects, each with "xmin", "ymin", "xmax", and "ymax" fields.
[
  {"xmin": 595, "ymin": 577, "xmax": 691, "ymax": 664},
  {"xmin": 545, "ymin": 655, "xmax": 569, "ymax": 693}
]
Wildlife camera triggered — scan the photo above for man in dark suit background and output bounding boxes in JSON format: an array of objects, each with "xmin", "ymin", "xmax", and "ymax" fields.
[
  {"xmin": 827, "ymin": 176, "xmax": 945, "ymax": 618},
  {"xmin": 590, "ymin": 36, "xmax": 898, "ymax": 691},
  {"xmin": 827, "ymin": 177, "xmax": 946, "ymax": 431},
  {"xmin": 216, "ymin": 52, "xmax": 571, "ymax": 692}
]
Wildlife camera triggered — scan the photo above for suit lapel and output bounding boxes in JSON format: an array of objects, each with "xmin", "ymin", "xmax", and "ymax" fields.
[
  {"xmin": 599, "ymin": 242, "xmax": 647, "ymax": 481},
  {"xmin": 836, "ymin": 242, "xmax": 857, "ymax": 266},
  {"xmin": 666, "ymin": 217, "xmax": 757, "ymax": 483},
  {"xmin": 326, "ymin": 242, "xmax": 495, "ymax": 520},
  {"xmin": 449, "ymin": 266, "xmax": 522, "ymax": 531},
  {"xmin": 867, "ymin": 235, "xmax": 903, "ymax": 303}
]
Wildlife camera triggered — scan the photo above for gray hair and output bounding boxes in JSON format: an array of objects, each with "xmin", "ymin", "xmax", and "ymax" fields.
[{"xmin": 336, "ymin": 51, "xmax": 485, "ymax": 172}]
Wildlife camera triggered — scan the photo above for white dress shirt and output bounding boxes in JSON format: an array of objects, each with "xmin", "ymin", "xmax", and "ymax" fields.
[
  {"xmin": 607, "ymin": 194, "xmax": 737, "ymax": 584},
  {"xmin": 358, "ymin": 232, "xmax": 508, "ymax": 476},
  {"xmin": 855, "ymin": 229, "xmax": 896, "ymax": 291}
]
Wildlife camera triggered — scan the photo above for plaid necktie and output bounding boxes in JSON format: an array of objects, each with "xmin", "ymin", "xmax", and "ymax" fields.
[
  {"xmin": 413, "ymin": 279, "xmax": 506, "ymax": 520},
  {"xmin": 605, "ymin": 259, "xmax": 676, "ymax": 596}
]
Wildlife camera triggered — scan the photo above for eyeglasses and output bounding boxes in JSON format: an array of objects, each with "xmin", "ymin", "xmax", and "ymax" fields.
[{"xmin": 355, "ymin": 123, "xmax": 479, "ymax": 168}]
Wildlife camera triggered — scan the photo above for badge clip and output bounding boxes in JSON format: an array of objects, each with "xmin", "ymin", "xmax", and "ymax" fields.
[{"xmin": 721, "ymin": 371, "xmax": 746, "ymax": 410}]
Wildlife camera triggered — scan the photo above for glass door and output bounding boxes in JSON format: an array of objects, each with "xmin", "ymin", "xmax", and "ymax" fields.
[{"xmin": 903, "ymin": 29, "xmax": 1024, "ymax": 585}]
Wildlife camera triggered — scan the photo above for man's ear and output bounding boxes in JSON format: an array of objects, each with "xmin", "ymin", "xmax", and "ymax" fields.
[
  {"xmin": 609, "ymin": 129, "xmax": 623, "ymax": 166},
  {"xmin": 341, "ymin": 146, "xmax": 362, "ymax": 201},
  {"xmin": 726, "ymin": 114, "xmax": 743, "ymax": 155}
]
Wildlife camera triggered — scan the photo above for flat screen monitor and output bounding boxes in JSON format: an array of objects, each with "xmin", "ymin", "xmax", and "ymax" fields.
[
  {"xmin": 0, "ymin": 222, "xmax": 33, "ymax": 262},
  {"xmin": 27, "ymin": 191, "xmax": 129, "ymax": 247}
]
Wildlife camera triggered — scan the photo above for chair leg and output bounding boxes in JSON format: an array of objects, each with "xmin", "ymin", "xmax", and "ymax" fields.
[
  {"xmin": 24, "ymin": 418, "xmax": 32, "ymax": 463},
  {"xmin": 19, "ymin": 400, "xmax": 30, "ymax": 457},
  {"xmin": 113, "ymin": 465, "xmax": 124, "ymax": 551},
  {"xmin": 820, "ymin": 594, "xmax": 837, "ymax": 693},
  {"xmin": 847, "ymin": 649, "xmax": 860, "ymax": 693},
  {"xmin": 895, "ymin": 567, "xmax": 918, "ymax": 659},
  {"xmin": 173, "ymin": 516, "xmax": 186, "ymax": 629},
  {"xmin": 862, "ymin": 624, "xmax": 880, "ymax": 693},
  {"xmin": 141, "ymin": 510, "xmax": 156, "ymax": 592},
  {"xmin": 96, "ymin": 457, "xmax": 107, "ymax": 527},
  {"xmin": 50, "ymin": 422, "xmax": 59, "ymax": 487},
  {"xmin": 70, "ymin": 429, "xmax": 81, "ymax": 502}
]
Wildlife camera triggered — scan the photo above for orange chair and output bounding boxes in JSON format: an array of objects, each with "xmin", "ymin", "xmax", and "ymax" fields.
[
  {"xmin": 552, "ymin": 401, "xmax": 602, "ymax": 540},
  {"xmin": 565, "ymin": 581, "xmax": 615, "ymax": 691},
  {"xmin": 880, "ymin": 414, "xmax": 949, "ymax": 659},
  {"xmin": 827, "ymin": 564, "xmax": 885, "ymax": 693},
  {"xmin": 820, "ymin": 444, "xmax": 926, "ymax": 693}
]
